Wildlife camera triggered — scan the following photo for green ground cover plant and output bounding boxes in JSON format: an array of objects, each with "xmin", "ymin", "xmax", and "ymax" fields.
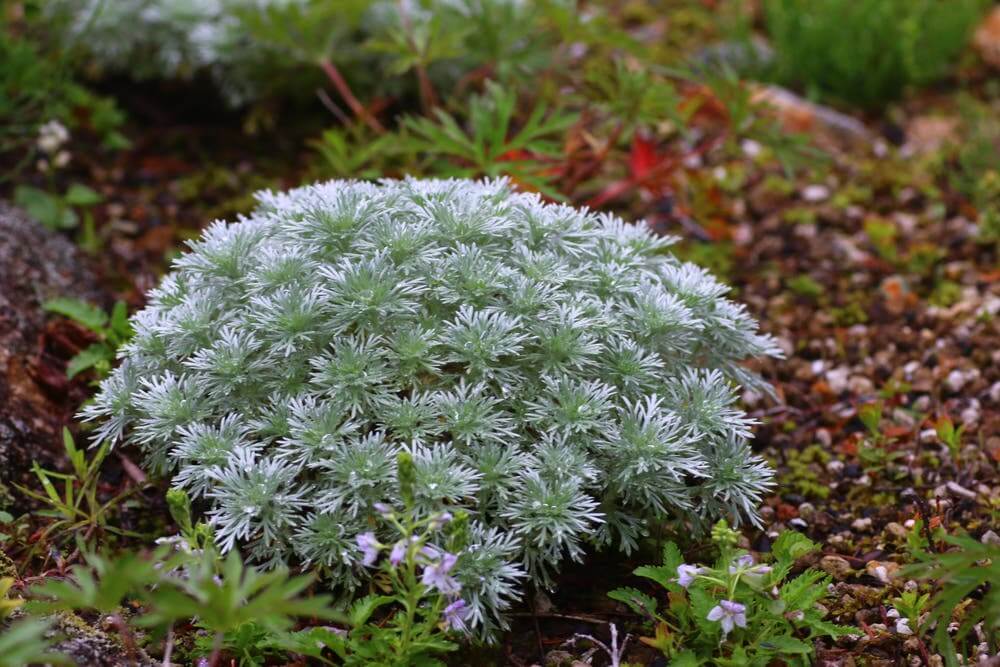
[
  {"xmin": 761, "ymin": 0, "xmax": 988, "ymax": 109},
  {"xmin": 610, "ymin": 522, "xmax": 853, "ymax": 666}
]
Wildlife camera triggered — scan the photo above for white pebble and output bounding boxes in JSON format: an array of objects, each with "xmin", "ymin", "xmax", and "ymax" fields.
[{"xmin": 802, "ymin": 184, "xmax": 830, "ymax": 202}]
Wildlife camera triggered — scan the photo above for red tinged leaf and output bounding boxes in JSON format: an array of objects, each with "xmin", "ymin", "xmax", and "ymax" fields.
[
  {"xmin": 629, "ymin": 133, "xmax": 659, "ymax": 181},
  {"xmin": 882, "ymin": 425, "xmax": 912, "ymax": 439},
  {"xmin": 777, "ymin": 503, "xmax": 799, "ymax": 521},
  {"xmin": 587, "ymin": 179, "xmax": 636, "ymax": 209},
  {"xmin": 497, "ymin": 148, "xmax": 531, "ymax": 163}
]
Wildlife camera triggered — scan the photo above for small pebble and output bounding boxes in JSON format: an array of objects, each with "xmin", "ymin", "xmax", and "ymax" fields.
[
  {"xmin": 851, "ymin": 517, "xmax": 873, "ymax": 532},
  {"xmin": 802, "ymin": 184, "xmax": 830, "ymax": 202},
  {"xmin": 819, "ymin": 554, "xmax": 852, "ymax": 580},
  {"xmin": 945, "ymin": 369, "xmax": 968, "ymax": 393},
  {"xmin": 825, "ymin": 366, "xmax": 850, "ymax": 394},
  {"xmin": 741, "ymin": 139, "xmax": 762, "ymax": 158},
  {"xmin": 945, "ymin": 481, "xmax": 977, "ymax": 500},
  {"xmin": 961, "ymin": 400, "xmax": 981, "ymax": 427},
  {"xmin": 848, "ymin": 375, "xmax": 874, "ymax": 395},
  {"xmin": 885, "ymin": 522, "xmax": 907, "ymax": 539}
]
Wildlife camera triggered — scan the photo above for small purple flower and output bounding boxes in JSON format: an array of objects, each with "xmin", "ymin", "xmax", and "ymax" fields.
[
  {"xmin": 676, "ymin": 564, "xmax": 702, "ymax": 588},
  {"xmin": 356, "ymin": 532, "xmax": 381, "ymax": 566},
  {"xmin": 729, "ymin": 554, "xmax": 772, "ymax": 579},
  {"xmin": 729, "ymin": 554, "xmax": 755, "ymax": 572},
  {"xmin": 421, "ymin": 551, "xmax": 461, "ymax": 594},
  {"xmin": 442, "ymin": 598, "xmax": 469, "ymax": 631},
  {"xmin": 707, "ymin": 600, "xmax": 747, "ymax": 635},
  {"xmin": 429, "ymin": 511, "xmax": 453, "ymax": 530},
  {"xmin": 373, "ymin": 502, "xmax": 394, "ymax": 516},
  {"xmin": 389, "ymin": 539, "xmax": 408, "ymax": 567}
]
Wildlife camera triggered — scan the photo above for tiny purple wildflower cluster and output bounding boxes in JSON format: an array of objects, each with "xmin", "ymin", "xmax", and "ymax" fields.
[
  {"xmin": 674, "ymin": 552, "xmax": 773, "ymax": 636},
  {"xmin": 610, "ymin": 527, "xmax": 854, "ymax": 662},
  {"xmin": 354, "ymin": 508, "xmax": 470, "ymax": 631}
]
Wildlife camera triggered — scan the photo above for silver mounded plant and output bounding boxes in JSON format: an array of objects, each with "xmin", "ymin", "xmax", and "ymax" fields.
[
  {"xmin": 84, "ymin": 177, "xmax": 781, "ymax": 634},
  {"xmin": 45, "ymin": 0, "xmax": 311, "ymax": 106},
  {"xmin": 44, "ymin": 0, "xmax": 557, "ymax": 108}
]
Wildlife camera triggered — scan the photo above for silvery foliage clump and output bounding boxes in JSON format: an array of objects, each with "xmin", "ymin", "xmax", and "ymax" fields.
[
  {"xmin": 44, "ymin": 0, "xmax": 541, "ymax": 107},
  {"xmin": 45, "ymin": 0, "xmax": 305, "ymax": 106},
  {"xmin": 84, "ymin": 177, "xmax": 780, "ymax": 634}
]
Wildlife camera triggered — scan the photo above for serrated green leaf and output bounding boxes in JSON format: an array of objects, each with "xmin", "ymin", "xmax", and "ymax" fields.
[
  {"xmin": 780, "ymin": 570, "xmax": 829, "ymax": 611},
  {"xmin": 634, "ymin": 564, "xmax": 676, "ymax": 589},
  {"xmin": 772, "ymin": 530, "xmax": 817, "ymax": 560},
  {"xmin": 759, "ymin": 634, "xmax": 812, "ymax": 654},
  {"xmin": 108, "ymin": 301, "xmax": 132, "ymax": 341},
  {"xmin": 801, "ymin": 612, "xmax": 857, "ymax": 639},
  {"xmin": 348, "ymin": 594, "xmax": 395, "ymax": 627},
  {"xmin": 64, "ymin": 183, "xmax": 103, "ymax": 206},
  {"xmin": 687, "ymin": 587, "xmax": 719, "ymax": 638},
  {"xmin": 0, "ymin": 618, "xmax": 68, "ymax": 667},
  {"xmin": 14, "ymin": 185, "xmax": 76, "ymax": 230},
  {"xmin": 42, "ymin": 297, "xmax": 108, "ymax": 333},
  {"xmin": 668, "ymin": 651, "xmax": 700, "ymax": 667},
  {"xmin": 608, "ymin": 586, "xmax": 658, "ymax": 618},
  {"xmin": 66, "ymin": 343, "xmax": 111, "ymax": 379}
]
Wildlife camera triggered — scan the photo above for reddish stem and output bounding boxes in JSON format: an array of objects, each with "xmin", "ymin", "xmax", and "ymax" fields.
[{"xmin": 318, "ymin": 59, "xmax": 385, "ymax": 134}]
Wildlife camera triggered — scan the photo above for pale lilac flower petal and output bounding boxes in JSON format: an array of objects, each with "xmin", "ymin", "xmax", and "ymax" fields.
[
  {"xmin": 421, "ymin": 551, "xmax": 461, "ymax": 594},
  {"xmin": 708, "ymin": 600, "xmax": 746, "ymax": 636},
  {"xmin": 676, "ymin": 563, "xmax": 701, "ymax": 588},
  {"xmin": 356, "ymin": 532, "xmax": 380, "ymax": 566},
  {"xmin": 389, "ymin": 539, "xmax": 408, "ymax": 566},
  {"xmin": 729, "ymin": 553, "xmax": 755, "ymax": 574},
  {"xmin": 720, "ymin": 615, "xmax": 734, "ymax": 633},
  {"xmin": 443, "ymin": 598, "xmax": 469, "ymax": 631},
  {"xmin": 439, "ymin": 552, "xmax": 458, "ymax": 574}
]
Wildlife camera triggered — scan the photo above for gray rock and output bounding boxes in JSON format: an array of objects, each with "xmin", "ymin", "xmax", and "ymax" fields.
[
  {"xmin": 45, "ymin": 611, "xmax": 155, "ymax": 667},
  {"xmin": 0, "ymin": 202, "xmax": 108, "ymax": 492}
]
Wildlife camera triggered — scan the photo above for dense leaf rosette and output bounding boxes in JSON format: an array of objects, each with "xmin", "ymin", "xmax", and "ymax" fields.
[{"xmin": 85, "ymin": 177, "xmax": 780, "ymax": 632}]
